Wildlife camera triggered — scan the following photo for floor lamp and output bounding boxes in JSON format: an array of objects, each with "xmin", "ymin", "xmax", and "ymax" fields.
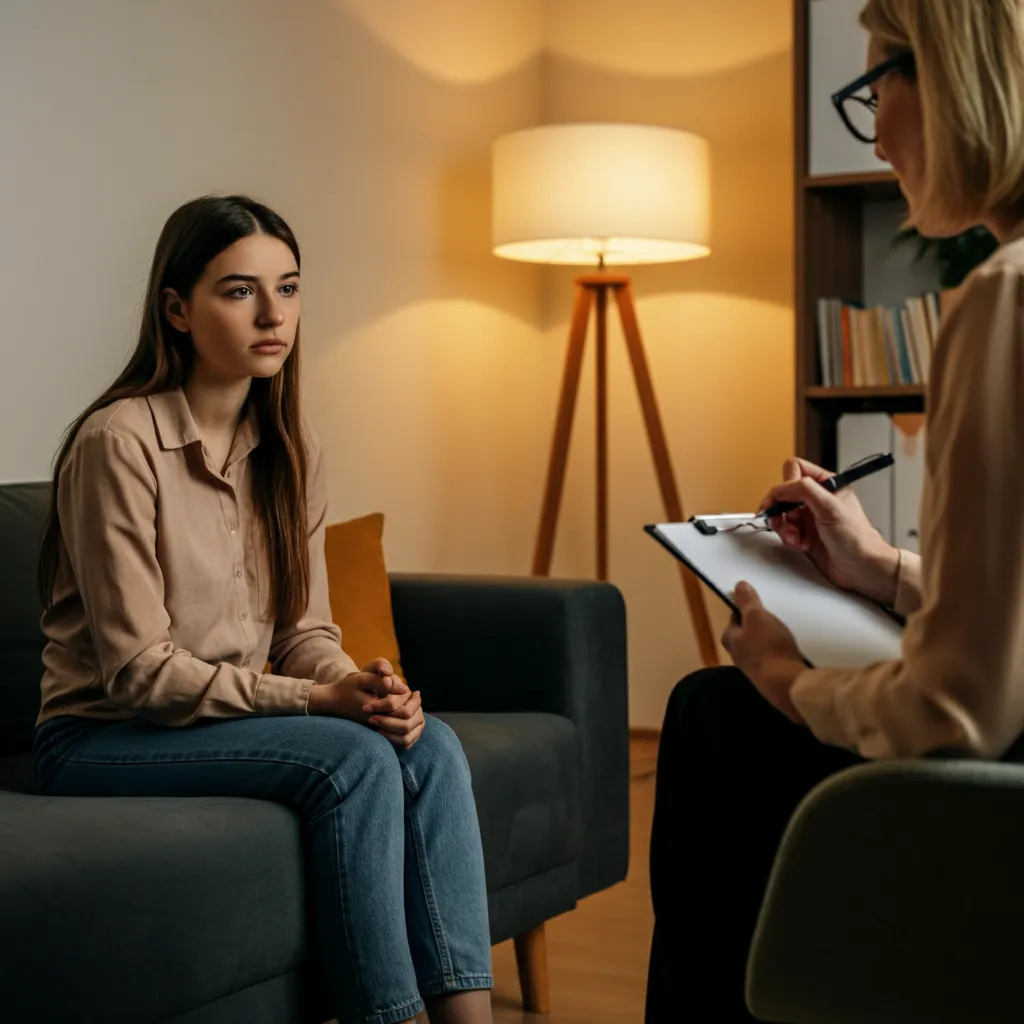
[{"xmin": 492, "ymin": 123, "xmax": 719, "ymax": 670}]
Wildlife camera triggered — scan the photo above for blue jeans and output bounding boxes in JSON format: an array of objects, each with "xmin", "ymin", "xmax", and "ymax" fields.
[{"xmin": 34, "ymin": 712, "xmax": 493, "ymax": 1024}]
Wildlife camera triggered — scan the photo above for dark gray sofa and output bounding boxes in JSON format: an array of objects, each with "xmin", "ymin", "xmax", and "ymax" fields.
[{"xmin": 0, "ymin": 482, "xmax": 630, "ymax": 1023}]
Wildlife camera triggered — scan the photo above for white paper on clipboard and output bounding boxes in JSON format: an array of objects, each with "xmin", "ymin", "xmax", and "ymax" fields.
[{"xmin": 646, "ymin": 516, "xmax": 904, "ymax": 669}]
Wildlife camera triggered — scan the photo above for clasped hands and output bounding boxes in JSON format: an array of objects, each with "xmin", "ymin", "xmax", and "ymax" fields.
[
  {"xmin": 307, "ymin": 658, "xmax": 425, "ymax": 750},
  {"xmin": 722, "ymin": 456, "xmax": 902, "ymax": 724}
]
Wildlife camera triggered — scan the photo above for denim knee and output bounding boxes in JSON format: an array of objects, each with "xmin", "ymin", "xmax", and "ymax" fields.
[
  {"xmin": 308, "ymin": 721, "xmax": 404, "ymax": 817},
  {"xmin": 400, "ymin": 716, "xmax": 471, "ymax": 786}
]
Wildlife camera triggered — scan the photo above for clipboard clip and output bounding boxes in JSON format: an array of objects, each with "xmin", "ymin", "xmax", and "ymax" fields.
[
  {"xmin": 689, "ymin": 514, "xmax": 770, "ymax": 537},
  {"xmin": 691, "ymin": 516, "xmax": 720, "ymax": 536}
]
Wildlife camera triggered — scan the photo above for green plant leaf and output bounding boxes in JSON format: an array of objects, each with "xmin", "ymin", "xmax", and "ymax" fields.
[{"xmin": 892, "ymin": 225, "xmax": 998, "ymax": 289}]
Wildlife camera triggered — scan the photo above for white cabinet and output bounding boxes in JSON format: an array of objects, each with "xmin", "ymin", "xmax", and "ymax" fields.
[
  {"xmin": 835, "ymin": 411, "xmax": 925, "ymax": 550},
  {"xmin": 837, "ymin": 412, "xmax": 894, "ymax": 543},
  {"xmin": 892, "ymin": 414, "xmax": 925, "ymax": 553},
  {"xmin": 808, "ymin": 0, "xmax": 891, "ymax": 176}
]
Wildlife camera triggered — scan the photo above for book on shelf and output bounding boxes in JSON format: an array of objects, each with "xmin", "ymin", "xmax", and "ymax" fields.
[{"xmin": 815, "ymin": 293, "xmax": 940, "ymax": 387}]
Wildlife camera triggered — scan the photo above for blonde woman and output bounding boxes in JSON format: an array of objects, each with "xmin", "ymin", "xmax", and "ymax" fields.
[{"xmin": 646, "ymin": 2, "xmax": 1024, "ymax": 1020}]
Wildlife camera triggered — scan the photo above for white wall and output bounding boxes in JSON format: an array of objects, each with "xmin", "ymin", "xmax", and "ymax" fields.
[
  {"xmin": 2, "ymin": 0, "xmax": 794, "ymax": 729},
  {"xmin": 0, "ymin": 0, "xmax": 550, "ymax": 577}
]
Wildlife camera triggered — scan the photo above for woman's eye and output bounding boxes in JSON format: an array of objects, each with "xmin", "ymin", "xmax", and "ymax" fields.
[
  {"xmin": 280, "ymin": 283, "xmax": 299, "ymax": 296},
  {"xmin": 228, "ymin": 286, "xmax": 253, "ymax": 298}
]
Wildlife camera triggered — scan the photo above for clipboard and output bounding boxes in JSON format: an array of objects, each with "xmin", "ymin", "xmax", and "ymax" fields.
[{"xmin": 645, "ymin": 515, "xmax": 904, "ymax": 669}]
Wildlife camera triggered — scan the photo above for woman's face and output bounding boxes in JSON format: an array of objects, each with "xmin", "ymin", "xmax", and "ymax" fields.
[
  {"xmin": 870, "ymin": 40, "xmax": 926, "ymax": 219},
  {"xmin": 163, "ymin": 232, "xmax": 300, "ymax": 383}
]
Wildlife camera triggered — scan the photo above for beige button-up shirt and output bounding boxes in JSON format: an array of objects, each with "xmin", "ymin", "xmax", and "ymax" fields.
[
  {"xmin": 38, "ymin": 389, "xmax": 358, "ymax": 727},
  {"xmin": 791, "ymin": 222, "xmax": 1024, "ymax": 759}
]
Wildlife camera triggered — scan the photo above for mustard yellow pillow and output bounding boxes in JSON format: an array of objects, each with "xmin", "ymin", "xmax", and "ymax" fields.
[{"xmin": 324, "ymin": 512, "xmax": 404, "ymax": 681}]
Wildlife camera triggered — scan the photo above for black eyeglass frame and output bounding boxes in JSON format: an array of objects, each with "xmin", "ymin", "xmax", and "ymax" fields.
[{"xmin": 831, "ymin": 51, "xmax": 916, "ymax": 144}]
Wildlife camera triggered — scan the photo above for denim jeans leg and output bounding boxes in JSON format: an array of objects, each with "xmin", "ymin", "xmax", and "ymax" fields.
[
  {"xmin": 398, "ymin": 715, "xmax": 493, "ymax": 998},
  {"xmin": 34, "ymin": 714, "xmax": 425, "ymax": 1024}
]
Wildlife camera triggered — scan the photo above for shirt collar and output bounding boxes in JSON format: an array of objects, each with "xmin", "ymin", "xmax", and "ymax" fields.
[
  {"xmin": 146, "ymin": 388, "xmax": 261, "ymax": 455},
  {"xmin": 147, "ymin": 389, "xmax": 201, "ymax": 450},
  {"xmin": 234, "ymin": 403, "xmax": 261, "ymax": 460}
]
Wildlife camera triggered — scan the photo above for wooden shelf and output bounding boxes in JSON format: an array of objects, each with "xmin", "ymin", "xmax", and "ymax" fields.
[
  {"xmin": 804, "ymin": 170, "xmax": 901, "ymax": 199},
  {"xmin": 804, "ymin": 170, "xmax": 896, "ymax": 188},
  {"xmin": 804, "ymin": 385, "xmax": 926, "ymax": 400},
  {"xmin": 793, "ymin": 1, "xmax": 921, "ymax": 467}
]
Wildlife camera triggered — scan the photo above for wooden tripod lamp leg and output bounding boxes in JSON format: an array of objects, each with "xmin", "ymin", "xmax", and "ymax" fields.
[
  {"xmin": 532, "ymin": 284, "xmax": 593, "ymax": 577},
  {"xmin": 614, "ymin": 283, "xmax": 719, "ymax": 668},
  {"xmin": 595, "ymin": 284, "xmax": 609, "ymax": 582}
]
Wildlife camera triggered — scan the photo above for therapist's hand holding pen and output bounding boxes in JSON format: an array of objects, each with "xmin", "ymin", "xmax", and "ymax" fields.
[
  {"xmin": 758, "ymin": 454, "xmax": 902, "ymax": 607},
  {"xmin": 722, "ymin": 452, "xmax": 902, "ymax": 726}
]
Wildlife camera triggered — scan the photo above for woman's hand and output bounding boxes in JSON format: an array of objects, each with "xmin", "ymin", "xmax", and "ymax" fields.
[
  {"xmin": 721, "ymin": 582, "xmax": 805, "ymax": 723},
  {"xmin": 363, "ymin": 672, "xmax": 425, "ymax": 751},
  {"xmin": 307, "ymin": 658, "xmax": 425, "ymax": 749},
  {"xmin": 761, "ymin": 457, "xmax": 901, "ymax": 606}
]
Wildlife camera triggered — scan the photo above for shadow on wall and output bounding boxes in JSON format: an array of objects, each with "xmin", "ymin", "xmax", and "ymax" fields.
[
  {"xmin": 527, "ymin": 0, "xmax": 794, "ymax": 727},
  {"xmin": 545, "ymin": 0, "xmax": 791, "ymax": 79},
  {"xmin": 321, "ymin": 0, "xmax": 794, "ymax": 727},
  {"xmin": 336, "ymin": 0, "xmax": 546, "ymax": 85},
  {"xmin": 319, "ymin": 0, "xmax": 792, "ymax": 336},
  {"xmin": 302, "ymin": 1, "xmax": 783, "ymax": 573},
  {"xmin": 285, "ymin": 3, "xmax": 546, "ymax": 339}
]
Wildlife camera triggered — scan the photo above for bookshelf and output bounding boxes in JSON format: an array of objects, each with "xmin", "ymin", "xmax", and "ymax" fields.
[{"xmin": 794, "ymin": 1, "xmax": 929, "ymax": 470}]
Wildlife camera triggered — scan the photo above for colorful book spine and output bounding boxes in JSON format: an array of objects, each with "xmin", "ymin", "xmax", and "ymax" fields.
[{"xmin": 814, "ymin": 292, "xmax": 944, "ymax": 387}]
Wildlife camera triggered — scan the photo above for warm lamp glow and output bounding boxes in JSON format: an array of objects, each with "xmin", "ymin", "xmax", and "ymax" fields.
[{"xmin": 492, "ymin": 123, "xmax": 711, "ymax": 266}]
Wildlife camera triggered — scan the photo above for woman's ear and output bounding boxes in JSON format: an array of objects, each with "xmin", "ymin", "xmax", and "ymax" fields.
[{"xmin": 161, "ymin": 287, "xmax": 190, "ymax": 333}]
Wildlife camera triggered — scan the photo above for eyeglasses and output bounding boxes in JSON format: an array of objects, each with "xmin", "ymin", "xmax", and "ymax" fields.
[{"xmin": 831, "ymin": 51, "xmax": 916, "ymax": 144}]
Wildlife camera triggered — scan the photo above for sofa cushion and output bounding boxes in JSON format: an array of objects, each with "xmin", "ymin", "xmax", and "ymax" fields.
[
  {"xmin": 0, "ymin": 792, "xmax": 308, "ymax": 1023},
  {"xmin": 324, "ymin": 512, "xmax": 405, "ymax": 681},
  {"xmin": 435, "ymin": 711, "xmax": 581, "ymax": 895},
  {"xmin": 0, "ymin": 483, "xmax": 49, "ymax": 757}
]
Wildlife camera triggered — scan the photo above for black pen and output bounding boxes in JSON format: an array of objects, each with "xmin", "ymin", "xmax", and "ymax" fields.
[{"xmin": 760, "ymin": 452, "xmax": 895, "ymax": 519}]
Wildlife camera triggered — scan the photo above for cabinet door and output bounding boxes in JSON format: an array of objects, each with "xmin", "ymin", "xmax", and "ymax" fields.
[
  {"xmin": 808, "ymin": 0, "xmax": 891, "ymax": 176},
  {"xmin": 892, "ymin": 414, "xmax": 925, "ymax": 554},
  {"xmin": 837, "ymin": 412, "xmax": 894, "ymax": 543}
]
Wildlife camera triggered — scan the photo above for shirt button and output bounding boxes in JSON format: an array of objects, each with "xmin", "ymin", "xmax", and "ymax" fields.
[
  {"xmin": 240, "ymin": 611, "xmax": 248, "ymax": 621},
  {"xmin": 242, "ymin": 656, "xmax": 251, "ymax": 668},
  {"xmin": 228, "ymin": 523, "xmax": 237, "ymax": 533},
  {"xmin": 235, "ymin": 569, "xmax": 243, "ymax": 579},
  {"xmin": 225, "ymin": 468, "xmax": 232, "ymax": 478}
]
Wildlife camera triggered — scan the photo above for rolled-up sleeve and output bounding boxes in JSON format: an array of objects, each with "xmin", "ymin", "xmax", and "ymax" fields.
[
  {"xmin": 60, "ymin": 428, "xmax": 312, "ymax": 725},
  {"xmin": 791, "ymin": 263, "xmax": 1024, "ymax": 759},
  {"xmin": 268, "ymin": 430, "xmax": 360, "ymax": 684}
]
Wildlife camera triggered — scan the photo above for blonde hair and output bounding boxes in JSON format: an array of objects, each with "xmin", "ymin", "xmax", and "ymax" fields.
[{"xmin": 860, "ymin": 0, "xmax": 1024, "ymax": 234}]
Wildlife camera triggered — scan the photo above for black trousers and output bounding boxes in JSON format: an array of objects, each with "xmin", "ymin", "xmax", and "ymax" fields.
[{"xmin": 645, "ymin": 666, "xmax": 864, "ymax": 1022}]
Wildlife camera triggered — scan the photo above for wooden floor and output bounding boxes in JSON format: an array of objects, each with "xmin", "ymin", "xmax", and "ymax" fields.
[{"xmin": 490, "ymin": 736, "xmax": 658, "ymax": 1023}]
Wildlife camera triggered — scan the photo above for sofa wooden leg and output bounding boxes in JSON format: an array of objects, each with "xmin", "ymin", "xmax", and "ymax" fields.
[{"xmin": 514, "ymin": 922, "xmax": 551, "ymax": 1013}]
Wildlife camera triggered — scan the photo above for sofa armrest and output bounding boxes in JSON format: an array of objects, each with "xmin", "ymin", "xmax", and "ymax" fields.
[
  {"xmin": 746, "ymin": 759, "xmax": 1024, "ymax": 1024},
  {"xmin": 389, "ymin": 572, "xmax": 630, "ymax": 896}
]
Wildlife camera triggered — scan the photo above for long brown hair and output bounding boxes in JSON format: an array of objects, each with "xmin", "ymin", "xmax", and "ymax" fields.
[{"xmin": 39, "ymin": 194, "xmax": 311, "ymax": 625}]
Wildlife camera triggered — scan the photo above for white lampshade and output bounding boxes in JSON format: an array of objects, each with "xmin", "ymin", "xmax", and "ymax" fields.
[{"xmin": 492, "ymin": 123, "xmax": 711, "ymax": 266}]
